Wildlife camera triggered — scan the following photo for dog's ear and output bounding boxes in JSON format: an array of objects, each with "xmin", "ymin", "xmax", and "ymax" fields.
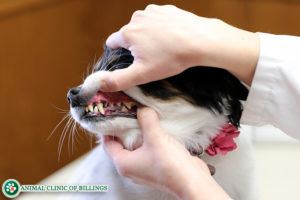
[
  {"xmin": 165, "ymin": 67, "xmax": 249, "ymax": 127},
  {"xmin": 93, "ymin": 46, "xmax": 133, "ymax": 72}
]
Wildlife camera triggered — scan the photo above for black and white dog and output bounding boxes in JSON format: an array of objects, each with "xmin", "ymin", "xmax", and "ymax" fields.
[{"xmin": 61, "ymin": 46, "xmax": 257, "ymax": 200}]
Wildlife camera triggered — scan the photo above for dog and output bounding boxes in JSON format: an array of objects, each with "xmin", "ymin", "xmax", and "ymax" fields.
[{"xmin": 59, "ymin": 46, "xmax": 257, "ymax": 200}]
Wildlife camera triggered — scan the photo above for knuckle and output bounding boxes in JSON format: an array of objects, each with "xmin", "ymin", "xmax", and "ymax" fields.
[
  {"xmin": 117, "ymin": 26, "xmax": 133, "ymax": 50},
  {"xmin": 119, "ymin": 25, "xmax": 131, "ymax": 38},
  {"xmin": 132, "ymin": 10, "xmax": 144, "ymax": 19},
  {"xmin": 120, "ymin": 24, "xmax": 140, "ymax": 40},
  {"xmin": 119, "ymin": 24, "xmax": 129, "ymax": 33},
  {"xmin": 210, "ymin": 18, "xmax": 222, "ymax": 24},
  {"xmin": 117, "ymin": 165, "xmax": 129, "ymax": 177},
  {"xmin": 145, "ymin": 4, "xmax": 158, "ymax": 11},
  {"xmin": 163, "ymin": 4, "xmax": 177, "ymax": 9}
]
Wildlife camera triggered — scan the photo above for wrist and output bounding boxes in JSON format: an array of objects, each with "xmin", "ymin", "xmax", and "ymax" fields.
[
  {"xmin": 217, "ymin": 26, "xmax": 260, "ymax": 85},
  {"xmin": 210, "ymin": 22, "xmax": 260, "ymax": 85},
  {"xmin": 173, "ymin": 170, "xmax": 231, "ymax": 200}
]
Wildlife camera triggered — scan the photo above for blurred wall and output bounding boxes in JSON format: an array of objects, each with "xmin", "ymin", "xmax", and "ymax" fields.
[{"xmin": 1, "ymin": 0, "xmax": 300, "ymax": 189}]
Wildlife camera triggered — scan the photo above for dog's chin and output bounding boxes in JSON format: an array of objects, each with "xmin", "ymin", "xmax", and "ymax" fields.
[{"xmin": 71, "ymin": 107, "xmax": 142, "ymax": 149}]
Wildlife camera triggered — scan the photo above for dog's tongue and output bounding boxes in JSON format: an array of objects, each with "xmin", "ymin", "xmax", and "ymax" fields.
[{"xmin": 88, "ymin": 91, "xmax": 134, "ymax": 105}]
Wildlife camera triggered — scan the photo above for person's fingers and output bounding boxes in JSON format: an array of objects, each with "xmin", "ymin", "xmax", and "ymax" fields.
[
  {"xmin": 100, "ymin": 62, "xmax": 147, "ymax": 92},
  {"xmin": 102, "ymin": 136, "xmax": 135, "ymax": 177},
  {"xmin": 106, "ymin": 29, "xmax": 129, "ymax": 49},
  {"xmin": 102, "ymin": 136, "xmax": 128, "ymax": 162},
  {"xmin": 137, "ymin": 107, "xmax": 165, "ymax": 143}
]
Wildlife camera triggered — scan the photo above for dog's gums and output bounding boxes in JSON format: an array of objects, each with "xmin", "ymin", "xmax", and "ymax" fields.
[{"xmin": 84, "ymin": 91, "xmax": 139, "ymax": 118}]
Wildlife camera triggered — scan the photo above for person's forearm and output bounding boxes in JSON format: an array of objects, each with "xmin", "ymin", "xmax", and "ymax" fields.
[{"xmin": 175, "ymin": 173, "xmax": 231, "ymax": 200}]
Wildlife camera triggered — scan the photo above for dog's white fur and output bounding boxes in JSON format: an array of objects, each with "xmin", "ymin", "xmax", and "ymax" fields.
[{"xmin": 60, "ymin": 71, "xmax": 258, "ymax": 200}]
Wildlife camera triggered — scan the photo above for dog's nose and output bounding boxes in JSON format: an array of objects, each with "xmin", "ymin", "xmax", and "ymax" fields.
[{"xmin": 67, "ymin": 87, "xmax": 81, "ymax": 107}]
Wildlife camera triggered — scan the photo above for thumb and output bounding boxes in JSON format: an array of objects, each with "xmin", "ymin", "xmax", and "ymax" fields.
[
  {"xmin": 102, "ymin": 135, "xmax": 129, "ymax": 163},
  {"xmin": 100, "ymin": 62, "xmax": 148, "ymax": 92},
  {"xmin": 137, "ymin": 107, "xmax": 166, "ymax": 144}
]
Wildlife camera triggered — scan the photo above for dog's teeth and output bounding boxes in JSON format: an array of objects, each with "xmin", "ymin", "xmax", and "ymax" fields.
[
  {"xmin": 121, "ymin": 106, "xmax": 127, "ymax": 112},
  {"xmin": 124, "ymin": 103, "xmax": 131, "ymax": 109},
  {"xmin": 97, "ymin": 103, "xmax": 105, "ymax": 115},
  {"xmin": 88, "ymin": 105, "xmax": 93, "ymax": 112},
  {"xmin": 117, "ymin": 103, "xmax": 121, "ymax": 106},
  {"xmin": 94, "ymin": 106, "xmax": 98, "ymax": 113},
  {"xmin": 85, "ymin": 107, "xmax": 89, "ymax": 112},
  {"xmin": 124, "ymin": 102, "xmax": 136, "ymax": 109}
]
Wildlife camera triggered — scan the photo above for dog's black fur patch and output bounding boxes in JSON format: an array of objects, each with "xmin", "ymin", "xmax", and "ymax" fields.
[{"xmin": 94, "ymin": 46, "xmax": 249, "ymax": 127}]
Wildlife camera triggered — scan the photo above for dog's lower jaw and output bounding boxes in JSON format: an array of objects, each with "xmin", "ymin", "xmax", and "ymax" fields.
[
  {"xmin": 106, "ymin": 129, "xmax": 143, "ymax": 150},
  {"xmin": 122, "ymin": 129, "xmax": 143, "ymax": 150},
  {"xmin": 86, "ymin": 126, "xmax": 143, "ymax": 150}
]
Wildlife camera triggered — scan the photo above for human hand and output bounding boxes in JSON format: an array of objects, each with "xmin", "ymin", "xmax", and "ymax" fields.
[
  {"xmin": 102, "ymin": 107, "xmax": 231, "ymax": 200},
  {"xmin": 101, "ymin": 4, "xmax": 259, "ymax": 92}
]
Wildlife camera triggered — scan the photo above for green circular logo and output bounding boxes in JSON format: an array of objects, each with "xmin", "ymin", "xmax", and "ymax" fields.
[{"xmin": 2, "ymin": 179, "xmax": 21, "ymax": 198}]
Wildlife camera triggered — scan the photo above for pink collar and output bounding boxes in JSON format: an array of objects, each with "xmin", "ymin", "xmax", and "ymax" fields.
[{"xmin": 205, "ymin": 123, "xmax": 240, "ymax": 156}]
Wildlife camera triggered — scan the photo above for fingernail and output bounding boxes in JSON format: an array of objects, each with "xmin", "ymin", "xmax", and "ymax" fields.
[
  {"xmin": 101, "ymin": 77, "xmax": 113, "ymax": 92},
  {"xmin": 100, "ymin": 80, "xmax": 109, "ymax": 91},
  {"xmin": 101, "ymin": 76, "xmax": 115, "ymax": 92}
]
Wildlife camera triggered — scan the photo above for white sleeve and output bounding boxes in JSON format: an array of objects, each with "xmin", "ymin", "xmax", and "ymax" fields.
[{"xmin": 241, "ymin": 32, "xmax": 300, "ymax": 140}]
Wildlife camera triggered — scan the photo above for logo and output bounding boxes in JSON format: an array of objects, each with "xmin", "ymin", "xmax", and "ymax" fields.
[
  {"xmin": 2, "ymin": 179, "xmax": 21, "ymax": 198},
  {"xmin": 2, "ymin": 178, "xmax": 108, "ymax": 198}
]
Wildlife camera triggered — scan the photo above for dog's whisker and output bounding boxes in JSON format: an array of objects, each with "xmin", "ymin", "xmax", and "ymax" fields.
[
  {"xmin": 67, "ymin": 119, "xmax": 75, "ymax": 155},
  {"xmin": 70, "ymin": 119, "xmax": 78, "ymax": 154},
  {"xmin": 51, "ymin": 104, "xmax": 70, "ymax": 113},
  {"xmin": 47, "ymin": 112, "xmax": 71, "ymax": 141},
  {"xmin": 58, "ymin": 116, "xmax": 73, "ymax": 160}
]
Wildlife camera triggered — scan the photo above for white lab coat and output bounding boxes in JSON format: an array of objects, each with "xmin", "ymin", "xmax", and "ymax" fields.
[{"xmin": 241, "ymin": 33, "xmax": 300, "ymax": 140}]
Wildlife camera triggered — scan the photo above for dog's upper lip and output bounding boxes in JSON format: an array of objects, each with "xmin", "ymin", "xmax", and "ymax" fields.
[{"xmin": 88, "ymin": 91, "xmax": 134, "ymax": 105}]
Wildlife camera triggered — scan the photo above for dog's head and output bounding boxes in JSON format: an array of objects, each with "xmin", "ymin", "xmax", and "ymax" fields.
[{"xmin": 67, "ymin": 46, "xmax": 248, "ymax": 151}]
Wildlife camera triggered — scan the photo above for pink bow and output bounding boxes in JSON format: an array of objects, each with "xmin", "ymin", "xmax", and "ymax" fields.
[{"xmin": 205, "ymin": 123, "xmax": 240, "ymax": 156}]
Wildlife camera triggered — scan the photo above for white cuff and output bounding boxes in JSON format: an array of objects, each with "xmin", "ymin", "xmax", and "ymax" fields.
[{"xmin": 241, "ymin": 32, "xmax": 300, "ymax": 139}]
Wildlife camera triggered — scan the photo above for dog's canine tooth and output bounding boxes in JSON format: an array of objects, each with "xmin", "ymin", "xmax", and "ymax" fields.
[
  {"xmin": 97, "ymin": 103, "xmax": 105, "ymax": 115},
  {"xmin": 117, "ymin": 103, "xmax": 121, "ymax": 107},
  {"xmin": 85, "ymin": 107, "xmax": 89, "ymax": 112},
  {"xmin": 94, "ymin": 106, "xmax": 99, "ymax": 113},
  {"xmin": 88, "ymin": 105, "xmax": 93, "ymax": 112}
]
